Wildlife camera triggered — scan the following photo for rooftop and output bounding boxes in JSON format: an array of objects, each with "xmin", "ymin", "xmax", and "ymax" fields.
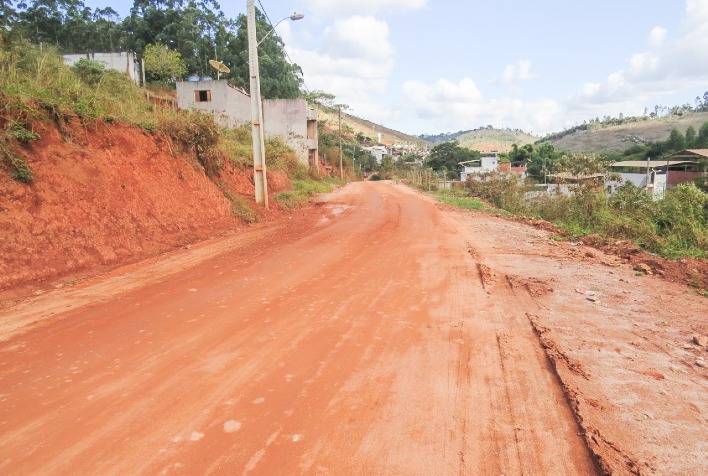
[{"xmin": 609, "ymin": 160, "xmax": 698, "ymax": 168}]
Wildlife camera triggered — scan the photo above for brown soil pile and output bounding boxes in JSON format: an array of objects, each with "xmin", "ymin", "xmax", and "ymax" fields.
[
  {"xmin": 0, "ymin": 119, "xmax": 290, "ymax": 294},
  {"xmin": 513, "ymin": 215, "xmax": 708, "ymax": 292}
]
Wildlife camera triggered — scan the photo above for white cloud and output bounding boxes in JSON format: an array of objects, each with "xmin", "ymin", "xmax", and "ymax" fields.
[
  {"xmin": 286, "ymin": 16, "xmax": 395, "ymax": 118},
  {"xmin": 300, "ymin": 0, "xmax": 426, "ymax": 17},
  {"xmin": 494, "ymin": 60, "xmax": 538, "ymax": 85},
  {"xmin": 320, "ymin": 16, "xmax": 393, "ymax": 61},
  {"xmin": 649, "ymin": 26, "xmax": 668, "ymax": 47},
  {"xmin": 566, "ymin": 0, "xmax": 708, "ymax": 120},
  {"xmin": 401, "ymin": 77, "xmax": 562, "ymax": 134}
]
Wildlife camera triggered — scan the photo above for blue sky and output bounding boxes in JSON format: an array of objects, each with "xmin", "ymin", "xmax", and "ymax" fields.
[{"xmin": 86, "ymin": 0, "xmax": 708, "ymax": 136}]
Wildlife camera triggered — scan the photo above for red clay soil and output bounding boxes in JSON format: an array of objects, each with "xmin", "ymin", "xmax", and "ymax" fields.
[
  {"xmin": 0, "ymin": 182, "xmax": 705, "ymax": 475},
  {"xmin": 0, "ymin": 119, "xmax": 291, "ymax": 296},
  {"xmin": 511, "ymin": 216, "xmax": 708, "ymax": 292}
]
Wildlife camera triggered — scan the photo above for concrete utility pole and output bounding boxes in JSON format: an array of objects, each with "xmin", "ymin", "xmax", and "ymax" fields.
[{"xmin": 247, "ymin": 0, "xmax": 268, "ymax": 207}]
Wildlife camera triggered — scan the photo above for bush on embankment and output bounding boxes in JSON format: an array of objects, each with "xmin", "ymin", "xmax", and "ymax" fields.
[{"xmin": 0, "ymin": 39, "xmax": 315, "ymax": 207}]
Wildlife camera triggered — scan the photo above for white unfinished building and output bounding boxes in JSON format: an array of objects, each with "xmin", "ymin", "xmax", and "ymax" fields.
[{"xmin": 176, "ymin": 79, "xmax": 318, "ymax": 168}]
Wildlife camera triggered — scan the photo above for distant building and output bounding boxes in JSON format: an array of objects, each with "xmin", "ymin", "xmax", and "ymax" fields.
[
  {"xmin": 362, "ymin": 145, "xmax": 388, "ymax": 163},
  {"xmin": 63, "ymin": 52, "xmax": 141, "ymax": 85},
  {"xmin": 459, "ymin": 153, "xmax": 499, "ymax": 181},
  {"xmin": 175, "ymin": 79, "xmax": 318, "ymax": 167},
  {"xmin": 544, "ymin": 172, "xmax": 605, "ymax": 196},
  {"xmin": 607, "ymin": 153, "xmax": 704, "ymax": 199}
]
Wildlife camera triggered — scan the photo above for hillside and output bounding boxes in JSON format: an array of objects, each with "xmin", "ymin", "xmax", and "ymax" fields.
[
  {"xmin": 456, "ymin": 128, "xmax": 537, "ymax": 153},
  {"xmin": 420, "ymin": 128, "xmax": 537, "ymax": 153},
  {"xmin": 317, "ymin": 109, "xmax": 430, "ymax": 148},
  {"xmin": 0, "ymin": 118, "xmax": 295, "ymax": 294},
  {"xmin": 0, "ymin": 41, "xmax": 305, "ymax": 294},
  {"xmin": 541, "ymin": 112, "xmax": 708, "ymax": 153}
]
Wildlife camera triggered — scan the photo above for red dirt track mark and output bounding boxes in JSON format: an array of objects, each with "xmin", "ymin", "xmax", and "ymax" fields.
[{"xmin": 1, "ymin": 181, "xmax": 704, "ymax": 475}]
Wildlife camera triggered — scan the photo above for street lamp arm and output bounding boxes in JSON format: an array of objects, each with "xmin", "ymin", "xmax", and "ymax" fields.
[{"xmin": 257, "ymin": 13, "xmax": 304, "ymax": 47}]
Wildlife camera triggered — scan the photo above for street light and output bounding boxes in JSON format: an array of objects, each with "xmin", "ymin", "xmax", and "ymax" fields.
[
  {"xmin": 257, "ymin": 13, "xmax": 304, "ymax": 47},
  {"xmin": 247, "ymin": 1, "xmax": 304, "ymax": 207}
]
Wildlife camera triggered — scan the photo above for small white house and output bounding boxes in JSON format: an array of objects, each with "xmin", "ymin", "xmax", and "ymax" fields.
[
  {"xmin": 362, "ymin": 146, "xmax": 388, "ymax": 164},
  {"xmin": 459, "ymin": 153, "xmax": 499, "ymax": 181},
  {"xmin": 175, "ymin": 79, "xmax": 318, "ymax": 167}
]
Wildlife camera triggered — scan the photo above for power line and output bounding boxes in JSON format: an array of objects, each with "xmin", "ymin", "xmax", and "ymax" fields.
[{"xmin": 254, "ymin": 0, "xmax": 311, "ymax": 93}]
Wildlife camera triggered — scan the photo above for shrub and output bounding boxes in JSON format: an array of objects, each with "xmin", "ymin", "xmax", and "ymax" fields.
[
  {"xmin": 265, "ymin": 136, "xmax": 299, "ymax": 173},
  {"xmin": 7, "ymin": 121, "xmax": 39, "ymax": 143},
  {"xmin": 465, "ymin": 172, "xmax": 528, "ymax": 213},
  {"xmin": 221, "ymin": 124, "xmax": 252, "ymax": 166},
  {"xmin": 459, "ymin": 167, "xmax": 707, "ymax": 257},
  {"xmin": 9, "ymin": 156, "xmax": 33, "ymax": 183},
  {"xmin": 159, "ymin": 111, "xmax": 223, "ymax": 176},
  {"xmin": 654, "ymin": 183, "xmax": 708, "ymax": 255},
  {"xmin": 71, "ymin": 59, "xmax": 107, "ymax": 86}
]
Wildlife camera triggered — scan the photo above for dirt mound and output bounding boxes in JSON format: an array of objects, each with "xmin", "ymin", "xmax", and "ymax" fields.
[
  {"xmin": 0, "ymin": 119, "xmax": 289, "ymax": 295},
  {"xmin": 513, "ymin": 216, "xmax": 708, "ymax": 292}
]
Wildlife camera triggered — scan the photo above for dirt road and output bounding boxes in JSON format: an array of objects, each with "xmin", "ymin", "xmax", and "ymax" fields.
[{"xmin": 0, "ymin": 182, "xmax": 705, "ymax": 475}]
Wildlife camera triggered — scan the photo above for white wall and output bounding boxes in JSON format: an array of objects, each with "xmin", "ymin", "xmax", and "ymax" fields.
[
  {"xmin": 175, "ymin": 80, "xmax": 251, "ymax": 126},
  {"xmin": 175, "ymin": 80, "xmax": 317, "ymax": 166},
  {"xmin": 63, "ymin": 52, "xmax": 140, "ymax": 84},
  {"xmin": 263, "ymin": 99, "xmax": 317, "ymax": 166}
]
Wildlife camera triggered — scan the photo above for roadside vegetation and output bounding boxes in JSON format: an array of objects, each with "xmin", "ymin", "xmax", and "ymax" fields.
[
  {"xmin": 0, "ymin": 38, "xmax": 331, "ymax": 221},
  {"xmin": 2, "ymin": 0, "xmax": 302, "ymax": 97},
  {"xmin": 418, "ymin": 117, "xmax": 707, "ymax": 259},
  {"xmin": 459, "ymin": 166, "xmax": 708, "ymax": 259},
  {"xmin": 274, "ymin": 176, "xmax": 333, "ymax": 209},
  {"xmin": 433, "ymin": 189, "xmax": 488, "ymax": 211}
]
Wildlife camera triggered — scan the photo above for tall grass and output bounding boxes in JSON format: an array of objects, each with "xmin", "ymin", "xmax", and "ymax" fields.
[
  {"xmin": 434, "ymin": 189, "xmax": 487, "ymax": 210},
  {"xmin": 274, "ymin": 178, "xmax": 333, "ymax": 209},
  {"xmin": 0, "ymin": 39, "xmax": 311, "ymax": 191},
  {"xmin": 464, "ymin": 174, "xmax": 708, "ymax": 258}
]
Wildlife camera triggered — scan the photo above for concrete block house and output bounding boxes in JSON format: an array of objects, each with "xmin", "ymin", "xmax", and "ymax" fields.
[{"xmin": 176, "ymin": 79, "xmax": 318, "ymax": 167}]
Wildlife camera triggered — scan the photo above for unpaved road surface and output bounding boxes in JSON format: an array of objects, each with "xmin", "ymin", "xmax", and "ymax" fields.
[{"xmin": 0, "ymin": 182, "xmax": 705, "ymax": 475}]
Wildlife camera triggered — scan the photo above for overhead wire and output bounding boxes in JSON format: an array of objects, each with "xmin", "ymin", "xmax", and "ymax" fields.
[{"xmin": 254, "ymin": 0, "xmax": 311, "ymax": 94}]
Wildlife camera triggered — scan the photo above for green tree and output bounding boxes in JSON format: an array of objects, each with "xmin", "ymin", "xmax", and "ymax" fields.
[
  {"xmin": 526, "ymin": 142, "xmax": 562, "ymax": 181},
  {"xmin": 302, "ymin": 89, "xmax": 336, "ymax": 109},
  {"xmin": 1, "ymin": 1, "xmax": 18, "ymax": 27},
  {"xmin": 697, "ymin": 121, "xmax": 708, "ymax": 148},
  {"xmin": 357, "ymin": 149, "xmax": 377, "ymax": 172},
  {"xmin": 508, "ymin": 143, "xmax": 534, "ymax": 163},
  {"xmin": 228, "ymin": 9, "xmax": 302, "ymax": 99},
  {"xmin": 667, "ymin": 128, "xmax": 686, "ymax": 152},
  {"xmin": 12, "ymin": 0, "xmax": 123, "ymax": 53},
  {"xmin": 143, "ymin": 43, "xmax": 186, "ymax": 83},
  {"xmin": 686, "ymin": 125, "xmax": 697, "ymax": 148},
  {"xmin": 123, "ymin": 0, "xmax": 229, "ymax": 77},
  {"xmin": 380, "ymin": 155, "xmax": 394, "ymax": 174},
  {"xmin": 426, "ymin": 141, "xmax": 479, "ymax": 178}
]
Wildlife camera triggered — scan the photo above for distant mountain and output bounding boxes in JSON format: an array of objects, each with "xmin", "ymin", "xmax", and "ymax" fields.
[
  {"xmin": 420, "ymin": 127, "xmax": 537, "ymax": 153},
  {"xmin": 419, "ymin": 130, "xmax": 471, "ymax": 144},
  {"xmin": 539, "ymin": 111, "xmax": 708, "ymax": 153},
  {"xmin": 318, "ymin": 109, "xmax": 431, "ymax": 148},
  {"xmin": 456, "ymin": 128, "xmax": 537, "ymax": 153}
]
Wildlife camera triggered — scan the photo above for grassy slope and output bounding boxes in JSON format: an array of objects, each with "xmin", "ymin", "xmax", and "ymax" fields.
[
  {"xmin": 544, "ymin": 112, "xmax": 708, "ymax": 153},
  {"xmin": 456, "ymin": 129, "xmax": 537, "ymax": 153},
  {"xmin": 317, "ymin": 109, "xmax": 430, "ymax": 148}
]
